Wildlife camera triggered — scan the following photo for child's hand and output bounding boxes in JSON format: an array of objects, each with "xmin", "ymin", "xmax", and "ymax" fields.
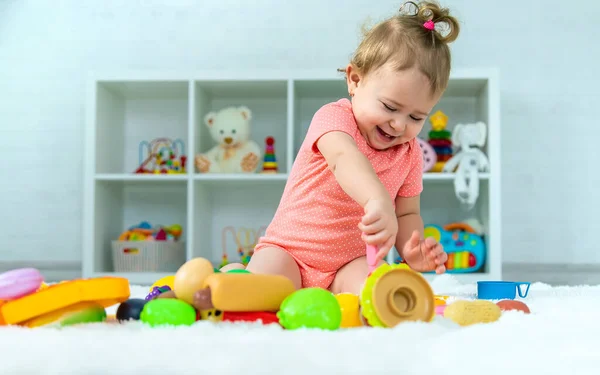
[
  {"xmin": 402, "ymin": 230, "xmax": 447, "ymax": 274},
  {"xmin": 358, "ymin": 198, "xmax": 398, "ymax": 261}
]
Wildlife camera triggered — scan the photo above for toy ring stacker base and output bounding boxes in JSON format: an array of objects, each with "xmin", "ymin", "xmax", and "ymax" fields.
[
  {"xmin": 0, "ymin": 277, "xmax": 130, "ymax": 327},
  {"xmin": 360, "ymin": 263, "xmax": 435, "ymax": 327}
]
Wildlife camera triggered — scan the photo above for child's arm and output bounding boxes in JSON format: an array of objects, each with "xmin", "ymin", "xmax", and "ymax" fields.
[
  {"xmin": 394, "ymin": 195, "xmax": 424, "ymax": 259},
  {"xmin": 316, "ymin": 131, "xmax": 390, "ymax": 207},
  {"xmin": 316, "ymin": 131, "xmax": 397, "ymax": 255}
]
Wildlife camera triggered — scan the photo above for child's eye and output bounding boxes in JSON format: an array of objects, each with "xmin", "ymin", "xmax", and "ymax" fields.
[
  {"xmin": 410, "ymin": 115, "xmax": 423, "ymax": 121},
  {"xmin": 382, "ymin": 102, "xmax": 396, "ymax": 111}
]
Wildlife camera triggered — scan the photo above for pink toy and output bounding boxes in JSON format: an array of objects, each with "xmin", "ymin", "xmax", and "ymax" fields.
[
  {"xmin": 366, "ymin": 244, "xmax": 378, "ymax": 274},
  {"xmin": 0, "ymin": 268, "xmax": 44, "ymax": 300},
  {"xmin": 417, "ymin": 137, "xmax": 437, "ymax": 172}
]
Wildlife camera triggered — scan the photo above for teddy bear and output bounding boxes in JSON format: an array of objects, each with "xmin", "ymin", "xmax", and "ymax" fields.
[{"xmin": 194, "ymin": 106, "xmax": 261, "ymax": 173}]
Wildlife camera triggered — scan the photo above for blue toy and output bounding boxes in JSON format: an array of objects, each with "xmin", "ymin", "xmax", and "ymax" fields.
[
  {"xmin": 477, "ymin": 281, "xmax": 530, "ymax": 300},
  {"xmin": 411, "ymin": 224, "xmax": 486, "ymax": 273}
]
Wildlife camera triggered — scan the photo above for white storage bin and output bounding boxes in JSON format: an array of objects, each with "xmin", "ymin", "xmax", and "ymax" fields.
[{"xmin": 111, "ymin": 240, "xmax": 186, "ymax": 272}]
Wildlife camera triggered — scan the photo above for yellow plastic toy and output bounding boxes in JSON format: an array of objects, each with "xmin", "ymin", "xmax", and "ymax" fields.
[
  {"xmin": 0, "ymin": 277, "xmax": 130, "ymax": 327},
  {"xmin": 149, "ymin": 275, "xmax": 175, "ymax": 292},
  {"xmin": 335, "ymin": 293, "xmax": 363, "ymax": 328}
]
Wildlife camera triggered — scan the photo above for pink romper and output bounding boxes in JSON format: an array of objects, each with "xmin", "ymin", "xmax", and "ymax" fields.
[{"xmin": 254, "ymin": 98, "xmax": 423, "ymax": 289}]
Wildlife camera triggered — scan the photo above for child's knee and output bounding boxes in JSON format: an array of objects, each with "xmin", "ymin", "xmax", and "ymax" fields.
[{"xmin": 331, "ymin": 256, "xmax": 386, "ymax": 295}]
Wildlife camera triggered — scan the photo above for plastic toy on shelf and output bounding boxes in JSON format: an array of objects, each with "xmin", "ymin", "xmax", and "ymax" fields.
[
  {"xmin": 134, "ymin": 137, "xmax": 187, "ymax": 174},
  {"xmin": 112, "ymin": 221, "xmax": 186, "ymax": 273},
  {"xmin": 441, "ymin": 121, "xmax": 490, "ymax": 210},
  {"xmin": 427, "ymin": 110, "xmax": 453, "ymax": 172},
  {"xmin": 218, "ymin": 225, "xmax": 265, "ymax": 268},
  {"xmin": 417, "ymin": 137, "xmax": 437, "ymax": 172},
  {"xmin": 421, "ymin": 223, "xmax": 486, "ymax": 273},
  {"xmin": 261, "ymin": 136, "xmax": 278, "ymax": 174}
]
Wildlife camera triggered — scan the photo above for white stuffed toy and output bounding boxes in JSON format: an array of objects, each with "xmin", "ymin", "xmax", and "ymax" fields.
[
  {"xmin": 194, "ymin": 106, "xmax": 261, "ymax": 173},
  {"xmin": 442, "ymin": 121, "xmax": 490, "ymax": 209}
]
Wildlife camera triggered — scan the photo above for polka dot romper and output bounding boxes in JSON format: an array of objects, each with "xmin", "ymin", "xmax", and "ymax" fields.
[{"xmin": 254, "ymin": 98, "xmax": 423, "ymax": 289}]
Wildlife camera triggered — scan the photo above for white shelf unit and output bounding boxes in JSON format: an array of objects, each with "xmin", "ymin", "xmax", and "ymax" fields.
[{"xmin": 83, "ymin": 69, "xmax": 501, "ymax": 286}]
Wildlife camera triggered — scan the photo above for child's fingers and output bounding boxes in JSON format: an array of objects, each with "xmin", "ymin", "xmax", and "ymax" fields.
[
  {"xmin": 358, "ymin": 218, "xmax": 385, "ymax": 234},
  {"xmin": 435, "ymin": 247, "xmax": 448, "ymax": 265},
  {"xmin": 435, "ymin": 264, "xmax": 446, "ymax": 274},
  {"xmin": 376, "ymin": 236, "xmax": 395, "ymax": 260},
  {"xmin": 407, "ymin": 230, "xmax": 421, "ymax": 248},
  {"xmin": 423, "ymin": 236, "xmax": 437, "ymax": 248},
  {"xmin": 362, "ymin": 231, "xmax": 386, "ymax": 245}
]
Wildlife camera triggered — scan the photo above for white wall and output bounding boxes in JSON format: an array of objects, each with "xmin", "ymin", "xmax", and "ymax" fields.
[{"xmin": 0, "ymin": 0, "xmax": 597, "ymax": 267}]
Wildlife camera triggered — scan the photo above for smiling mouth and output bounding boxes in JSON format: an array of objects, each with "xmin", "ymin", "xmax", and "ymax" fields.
[{"xmin": 376, "ymin": 126, "xmax": 397, "ymax": 140}]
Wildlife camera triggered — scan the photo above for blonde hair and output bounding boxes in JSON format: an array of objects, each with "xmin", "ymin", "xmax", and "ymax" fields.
[{"xmin": 344, "ymin": 1, "xmax": 460, "ymax": 97}]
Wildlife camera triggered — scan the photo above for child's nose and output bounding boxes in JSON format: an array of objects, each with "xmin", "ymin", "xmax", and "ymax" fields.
[{"xmin": 390, "ymin": 120, "xmax": 406, "ymax": 133}]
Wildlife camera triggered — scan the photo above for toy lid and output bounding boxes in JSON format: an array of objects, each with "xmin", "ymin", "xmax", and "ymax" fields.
[{"xmin": 370, "ymin": 267, "xmax": 435, "ymax": 327}]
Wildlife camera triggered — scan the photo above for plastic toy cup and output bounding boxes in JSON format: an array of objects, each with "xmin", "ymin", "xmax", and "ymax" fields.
[{"xmin": 477, "ymin": 281, "xmax": 530, "ymax": 300}]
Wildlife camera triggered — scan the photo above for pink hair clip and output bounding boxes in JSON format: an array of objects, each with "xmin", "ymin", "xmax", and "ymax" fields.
[{"xmin": 423, "ymin": 20, "xmax": 435, "ymax": 30}]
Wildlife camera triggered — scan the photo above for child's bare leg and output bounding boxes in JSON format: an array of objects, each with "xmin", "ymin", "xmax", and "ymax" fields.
[
  {"xmin": 226, "ymin": 246, "xmax": 302, "ymax": 290},
  {"xmin": 330, "ymin": 256, "xmax": 387, "ymax": 295}
]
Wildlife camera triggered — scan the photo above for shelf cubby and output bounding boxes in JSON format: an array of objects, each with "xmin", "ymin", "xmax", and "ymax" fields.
[
  {"xmin": 193, "ymin": 80, "xmax": 289, "ymax": 175},
  {"xmin": 94, "ymin": 80, "xmax": 190, "ymax": 175},
  {"xmin": 91, "ymin": 179, "xmax": 187, "ymax": 274},
  {"xmin": 192, "ymin": 181, "xmax": 284, "ymax": 265}
]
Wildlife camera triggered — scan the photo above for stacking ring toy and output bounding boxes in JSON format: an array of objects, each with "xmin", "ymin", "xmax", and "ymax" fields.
[{"xmin": 360, "ymin": 263, "xmax": 435, "ymax": 327}]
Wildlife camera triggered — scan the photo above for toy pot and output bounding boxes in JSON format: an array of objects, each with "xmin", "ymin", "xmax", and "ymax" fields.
[{"xmin": 477, "ymin": 281, "xmax": 530, "ymax": 300}]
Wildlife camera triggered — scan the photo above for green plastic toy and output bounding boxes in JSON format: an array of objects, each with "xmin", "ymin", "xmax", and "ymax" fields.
[
  {"xmin": 226, "ymin": 269, "xmax": 251, "ymax": 274},
  {"xmin": 140, "ymin": 298, "xmax": 196, "ymax": 327},
  {"xmin": 277, "ymin": 287, "xmax": 342, "ymax": 330}
]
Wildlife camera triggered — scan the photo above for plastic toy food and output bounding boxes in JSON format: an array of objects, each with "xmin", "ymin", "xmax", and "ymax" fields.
[
  {"xmin": 146, "ymin": 285, "xmax": 172, "ymax": 300},
  {"xmin": 277, "ymin": 287, "xmax": 342, "ymax": 330},
  {"xmin": 443, "ymin": 300, "xmax": 501, "ymax": 326},
  {"xmin": 202, "ymin": 272, "xmax": 295, "ymax": 312},
  {"xmin": 0, "ymin": 268, "xmax": 44, "ymax": 300},
  {"xmin": 0, "ymin": 276, "xmax": 130, "ymax": 327},
  {"xmin": 360, "ymin": 263, "xmax": 435, "ymax": 327},
  {"xmin": 149, "ymin": 275, "xmax": 175, "ymax": 292},
  {"xmin": 496, "ymin": 300, "xmax": 530, "ymax": 314},
  {"xmin": 140, "ymin": 298, "xmax": 196, "ymax": 327},
  {"xmin": 49, "ymin": 303, "xmax": 107, "ymax": 327},
  {"xmin": 174, "ymin": 257, "xmax": 215, "ymax": 304},
  {"xmin": 335, "ymin": 293, "xmax": 363, "ymax": 328},
  {"xmin": 116, "ymin": 298, "xmax": 148, "ymax": 322}
]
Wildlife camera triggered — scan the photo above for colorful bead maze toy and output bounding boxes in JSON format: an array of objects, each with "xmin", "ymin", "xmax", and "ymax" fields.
[
  {"xmin": 427, "ymin": 110, "xmax": 453, "ymax": 172},
  {"xmin": 422, "ymin": 223, "xmax": 486, "ymax": 273},
  {"xmin": 134, "ymin": 137, "xmax": 187, "ymax": 174}
]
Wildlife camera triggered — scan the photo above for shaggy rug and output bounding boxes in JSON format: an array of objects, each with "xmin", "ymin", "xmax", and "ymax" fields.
[{"xmin": 0, "ymin": 274, "xmax": 597, "ymax": 375}]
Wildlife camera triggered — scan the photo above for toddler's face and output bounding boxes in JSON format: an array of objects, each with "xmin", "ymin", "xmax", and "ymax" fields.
[{"xmin": 346, "ymin": 63, "xmax": 440, "ymax": 151}]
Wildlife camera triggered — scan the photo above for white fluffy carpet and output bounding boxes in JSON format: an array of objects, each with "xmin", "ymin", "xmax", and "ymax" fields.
[{"xmin": 1, "ymin": 274, "xmax": 598, "ymax": 375}]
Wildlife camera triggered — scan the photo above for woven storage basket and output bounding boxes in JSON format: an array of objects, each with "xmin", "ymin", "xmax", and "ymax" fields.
[{"xmin": 111, "ymin": 240, "xmax": 186, "ymax": 272}]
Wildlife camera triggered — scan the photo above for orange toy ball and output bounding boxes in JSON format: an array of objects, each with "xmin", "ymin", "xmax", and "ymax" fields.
[
  {"xmin": 496, "ymin": 300, "xmax": 530, "ymax": 314},
  {"xmin": 174, "ymin": 258, "xmax": 215, "ymax": 305}
]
